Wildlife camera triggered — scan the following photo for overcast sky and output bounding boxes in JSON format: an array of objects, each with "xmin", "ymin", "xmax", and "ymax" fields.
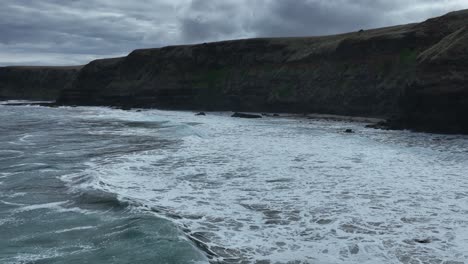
[{"xmin": 1, "ymin": 0, "xmax": 467, "ymax": 66}]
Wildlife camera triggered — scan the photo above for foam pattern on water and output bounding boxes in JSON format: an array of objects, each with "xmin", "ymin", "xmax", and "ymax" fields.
[{"xmin": 64, "ymin": 109, "xmax": 468, "ymax": 264}]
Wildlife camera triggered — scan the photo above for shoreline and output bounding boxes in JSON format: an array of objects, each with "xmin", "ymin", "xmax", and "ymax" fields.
[
  {"xmin": 0, "ymin": 99, "xmax": 390, "ymax": 127},
  {"xmin": 4, "ymin": 100, "xmax": 468, "ymax": 136}
]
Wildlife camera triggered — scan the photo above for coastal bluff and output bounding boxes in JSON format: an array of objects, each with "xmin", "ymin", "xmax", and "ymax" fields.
[
  {"xmin": 0, "ymin": 66, "xmax": 81, "ymax": 101},
  {"xmin": 2, "ymin": 10, "xmax": 468, "ymax": 134}
]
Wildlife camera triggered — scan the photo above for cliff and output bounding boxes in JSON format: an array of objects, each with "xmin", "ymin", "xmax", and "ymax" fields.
[
  {"xmin": 0, "ymin": 66, "xmax": 82, "ymax": 101},
  {"xmin": 60, "ymin": 26, "xmax": 422, "ymax": 114},
  {"xmin": 397, "ymin": 11, "xmax": 468, "ymax": 133},
  {"xmin": 6, "ymin": 10, "xmax": 468, "ymax": 134}
]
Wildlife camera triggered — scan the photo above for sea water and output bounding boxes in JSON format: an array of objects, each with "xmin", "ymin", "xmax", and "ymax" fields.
[{"xmin": 1, "ymin": 104, "xmax": 467, "ymax": 264}]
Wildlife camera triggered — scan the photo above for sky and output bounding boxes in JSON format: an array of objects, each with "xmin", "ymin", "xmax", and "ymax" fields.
[{"xmin": 1, "ymin": 0, "xmax": 467, "ymax": 66}]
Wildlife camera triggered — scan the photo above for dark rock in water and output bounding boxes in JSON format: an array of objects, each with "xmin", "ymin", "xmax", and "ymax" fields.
[
  {"xmin": 231, "ymin": 112, "xmax": 262, "ymax": 119},
  {"xmin": 349, "ymin": 244, "xmax": 360, "ymax": 254},
  {"xmin": 195, "ymin": 112, "xmax": 206, "ymax": 116},
  {"xmin": 136, "ymin": 109, "xmax": 142, "ymax": 112},
  {"xmin": 345, "ymin": 129, "xmax": 355, "ymax": 133},
  {"xmin": 414, "ymin": 238, "xmax": 431, "ymax": 244},
  {"xmin": 366, "ymin": 122, "xmax": 385, "ymax": 129},
  {"xmin": 367, "ymin": 118, "xmax": 407, "ymax": 131},
  {"xmin": 261, "ymin": 113, "xmax": 280, "ymax": 117}
]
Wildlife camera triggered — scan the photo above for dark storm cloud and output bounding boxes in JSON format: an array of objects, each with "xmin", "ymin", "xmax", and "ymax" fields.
[
  {"xmin": 249, "ymin": 0, "xmax": 383, "ymax": 37},
  {"xmin": 254, "ymin": 0, "xmax": 468, "ymax": 36},
  {"xmin": 0, "ymin": 0, "xmax": 466, "ymax": 65},
  {"xmin": 179, "ymin": 0, "xmax": 248, "ymax": 43},
  {"xmin": 0, "ymin": 0, "xmax": 180, "ymax": 65}
]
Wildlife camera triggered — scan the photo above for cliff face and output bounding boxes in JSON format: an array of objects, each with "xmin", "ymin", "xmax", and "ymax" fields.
[
  {"xmin": 7, "ymin": 10, "xmax": 466, "ymax": 134},
  {"xmin": 398, "ymin": 11, "xmax": 468, "ymax": 133},
  {"xmin": 59, "ymin": 26, "xmax": 426, "ymax": 115},
  {"xmin": 0, "ymin": 66, "xmax": 81, "ymax": 101}
]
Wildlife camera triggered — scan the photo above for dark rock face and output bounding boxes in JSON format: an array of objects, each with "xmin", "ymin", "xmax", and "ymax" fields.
[
  {"xmin": 396, "ymin": 15, "xmax": 468, "ymax": 134},
  {"xmin": 3, "ymin": 10, "xmax": 467, "ymax": 134},
  {"xmin": 0, "ymin": 66, "xmax": 81, "ymax": 101},
  {"xmin": 231, "ymin": 112, "xmax": 263, "ymax": 119},
  {"xmin": 57, "ymin": 58, "xmax": 123, "ymax": 106}
]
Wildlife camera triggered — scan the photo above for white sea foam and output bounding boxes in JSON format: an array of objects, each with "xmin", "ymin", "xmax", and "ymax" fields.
[
  {"xmin": 0, "ymin": 100, "xmax": 53, "ymax": 105},
  {"xmin": 62, "ymin": 109, "xmax": 468, "ymax": 263},
  {"xmin": 18, "ymin": 134, "xmax": 34, "ymax": 143},
  {"xmin": 14, "ymin": 201, "xmax": 70, "ymax": 212},
  {"xmin": 6, "ymin": 192, "xmax": 27, "ymax": 198},
  {"xmin": 0, "ymin": 200, "xmax": 26, "ymax": 207},
  {"xmin": 0, "ymin": 217, "xmax": 14, "ymax": 226},
  {"xmin": 54, "ymin": 226, "xmax": 97, "ymax": 234},
  {"xmin": 7, "ymin": 162, "xmax": 48, "ymax": 168},
  {"xmin": 2, "ymin": 251, "xmax": 64, "ymax": 264},
  {"xmin": 1, "ymin": 244, "xmax": 94, "ymax": 264},
  {"xmin": 0, "ymin": 172, "xmax": 14, "ymax": 178},
  {"xmin": 7, "ymin": 134, "xmax": 38, "ymax": 146},
  {"xmin": 13, "ymin": 201, "xmax": 92, "ymax": 215}
]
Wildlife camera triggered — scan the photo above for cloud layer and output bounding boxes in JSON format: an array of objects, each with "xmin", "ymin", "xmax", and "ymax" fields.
[{"xmin": 1, "ymin": 0, "xmax": 467, "ymax": 65}]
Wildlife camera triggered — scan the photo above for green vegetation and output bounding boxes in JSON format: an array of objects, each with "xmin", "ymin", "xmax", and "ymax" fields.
[
  {"xmin": 272, "ymin": 85, "xmax": 294, "ymax": 100},
  {"xmin": 399, "ymin": 49, "xmax": 418, "ymax": 66},
  {"xmin": 194, "ymin": 68, "xmax": 229, "ymax": 89}
]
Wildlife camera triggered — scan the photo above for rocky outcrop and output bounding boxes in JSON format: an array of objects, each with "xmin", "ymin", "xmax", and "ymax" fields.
[
  {"xmin": 0, "ymin": 66, "xmax": 81, "ymax": 101},
  {"xmin": 231, "ymin": 112, "xmax": 263, "ymax": 119}
]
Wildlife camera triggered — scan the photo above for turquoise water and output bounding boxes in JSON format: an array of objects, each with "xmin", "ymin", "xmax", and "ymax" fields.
[
  {"xmin": 0, "ymin": 106, "xmax": 208, "ymax": 264},
  {"xmin": 1, "ymin": 104, "xmax": 468, "ymax": 263}
]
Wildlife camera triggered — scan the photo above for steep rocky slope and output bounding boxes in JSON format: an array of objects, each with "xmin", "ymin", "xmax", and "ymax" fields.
[
  {"xmin": 60, "ymin": 24, "xmax": 424, "ymax": 115},
  {"xmin": 0, "ymin": 66, "xmax": 81, "ymax": 100},
  {"xmin": 397, "ymin": 11, "xmax": 468, "ymax": 133}
]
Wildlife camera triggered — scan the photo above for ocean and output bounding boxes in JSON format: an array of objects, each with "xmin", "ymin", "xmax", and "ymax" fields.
[{"xmin": 1, "ymin": 104, "xmax": 467, "ymax": 264}]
